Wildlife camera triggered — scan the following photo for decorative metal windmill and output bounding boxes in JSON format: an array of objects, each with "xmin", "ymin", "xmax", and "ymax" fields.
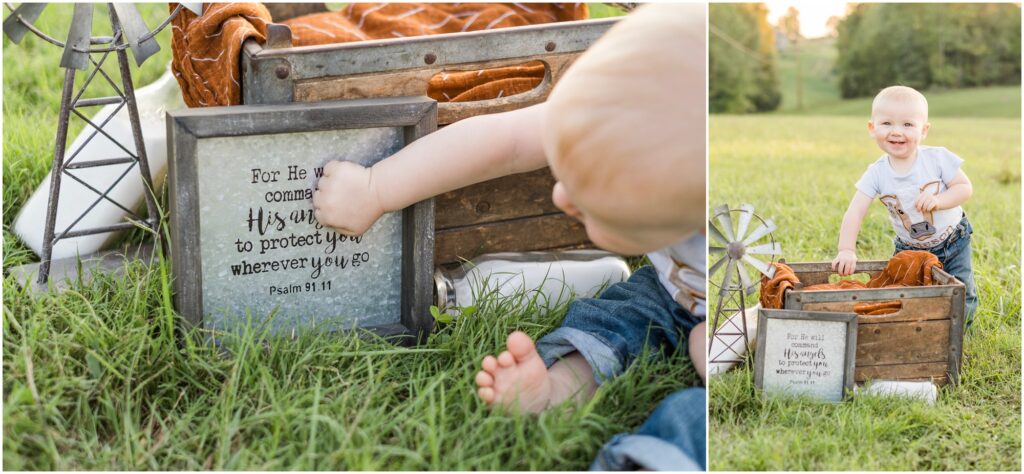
[
  {"xmin": 708, "ymin": 203, "xmax": 781, "ymax": 367},
  {"xmin": 3, "ymin": 3, "xmax": 196, "ymax": 285}
]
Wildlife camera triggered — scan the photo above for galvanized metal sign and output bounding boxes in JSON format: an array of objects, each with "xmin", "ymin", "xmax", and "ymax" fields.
[
  {"xmin": 754, "ymin": 309, "xmax": 858, "ymax": 402},
  {"xmin": 168, "ymin": 97, "xmax": 436, "ymax": 341}
]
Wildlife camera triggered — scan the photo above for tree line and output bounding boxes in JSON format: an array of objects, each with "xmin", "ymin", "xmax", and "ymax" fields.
[
  {"xmin": 709, "ymin": 3, "xmax": 781, "ymax": 113},
  {"xmin": 836, "ymin": 3, "xmax": 1021, "ymax": 98}
]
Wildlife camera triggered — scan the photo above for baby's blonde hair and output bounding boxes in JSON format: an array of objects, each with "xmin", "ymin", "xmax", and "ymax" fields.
[
  {"xmin": 541, "ymin": 3, "xmax": 706, "ymax": 231},
  {"xmin": 872, "ymin": 86, "xmax": 929, "ymax": 120}
]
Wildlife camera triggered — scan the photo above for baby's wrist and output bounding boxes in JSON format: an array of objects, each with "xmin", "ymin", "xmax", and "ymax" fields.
[{"xmin": 367, "ymin": 165, "xmax": 388, "ymax": 213}]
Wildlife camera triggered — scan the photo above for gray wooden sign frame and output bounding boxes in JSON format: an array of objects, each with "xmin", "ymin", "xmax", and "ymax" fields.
[
  {"xmin": 754, "ymin": 308, "xmax": 858, "ymax": 402},
  {"xmin": 167, "ymin": 96, "xmax": 437, "ymax": 342}
]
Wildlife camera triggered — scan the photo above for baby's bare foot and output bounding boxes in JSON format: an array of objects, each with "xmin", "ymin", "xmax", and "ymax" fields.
[{"xmin": 475, "ymin": 331, "xmax": 554, "ymax": 413}]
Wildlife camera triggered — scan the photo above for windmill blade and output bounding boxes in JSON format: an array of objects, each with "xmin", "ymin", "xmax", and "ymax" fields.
[
  {"xmin": 746, "ymin": 241, "xmax": 782, "ymax": 256},
  {"xmin": 742, "ymin": 219, "xmax": 777, "ymax": 246},
  {"xmin": 742, "ymin": 254, "xmax": 776, "ymax": 279},
  {"xmin": 734, "ymin": 203, "xmax": 755, "ymax": 243},
  {"xmin": 708, "ymin": 219, "xmax": 729, "ymax": 245},
  {"xmin": 111, "ymin": 3, "xmax": 160, "ymax": 66},
  {"xmin": 718, "ymin": 258, "xmax": 736, "ymax": 295},
  {"xmin": 3, "ymin": 3, "xmax": 47, "ymax": 44},
  {"xmin": 60, "ymin": 3, "xmax": 93, "ymax": 70},
  {"xmin": 736, "ymin": 259, "xmax": 753, "ymax": 294},
  {"xmin": 709, "ymin": 254, "xmax": 728, "ymax": 277},
  {"xmin": 713, "ymin": 205, "xmax": 736, "ymax": 241},
  {"xmin": 709, "ymin": 246, "xmax": 726, "ymax": 253}
]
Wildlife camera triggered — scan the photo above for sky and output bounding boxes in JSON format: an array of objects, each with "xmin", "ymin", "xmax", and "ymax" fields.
[{"xmin": 763, "ymin": 1, "xmax": 850, "ymax": 39}]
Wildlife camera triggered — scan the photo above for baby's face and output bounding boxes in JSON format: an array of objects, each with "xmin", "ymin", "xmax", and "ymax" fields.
[
  {"xmin": 868, "ymin": 99, "xmax": 930, "ymax": 160},
  {"xmin": 550, "ymin": 178, "xmax": 683, "ymax": 256}
]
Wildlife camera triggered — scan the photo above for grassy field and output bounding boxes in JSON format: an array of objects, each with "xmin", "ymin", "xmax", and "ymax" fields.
[
  {"xmin": 774, "ymin": 36, "xmax": 1022, "ymax": 118},
  {"xmin": 708, "ymin": 101, "xmax": 1021, "ymax": 468},
  {"xmin": 790, "ymin": 86, "xmax": 1023, "ymax": 119},
  {"xmin": 774, "ymin": 37, "xmax": 840, "ymax": 113},
  {"xmin": 2, "ymin": 4, "xmax": 701, "ymax": 471}
]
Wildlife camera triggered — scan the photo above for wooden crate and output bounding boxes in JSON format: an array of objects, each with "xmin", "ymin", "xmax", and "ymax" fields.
[
  {"xmin": 240, "ymin": 15, "xmax": 618, "ymax": 263},
  {"xmin": 782, "ymin": 260, "xmax": 967, "ymax": 386}
]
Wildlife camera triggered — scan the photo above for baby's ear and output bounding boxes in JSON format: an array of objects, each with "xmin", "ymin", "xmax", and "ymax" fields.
[
  {"xmin": 867, "ymin": 120, "xmax": 875, "ymax": 134},
  {"xmin": 922, "ymin": 122, "xmax": 931, "ymax": 138}
]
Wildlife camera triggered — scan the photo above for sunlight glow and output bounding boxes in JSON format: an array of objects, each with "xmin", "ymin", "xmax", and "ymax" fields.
[{"xmin": 764, "ymin": 1, "xmax": 850, "ymax": 39}]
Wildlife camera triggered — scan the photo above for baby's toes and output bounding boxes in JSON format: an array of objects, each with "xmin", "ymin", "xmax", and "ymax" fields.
[
  {"xmin": 482, "ymin": 355, "xmax": 498, "ymax": 374},
  {"xmin": 497, "ymin": 351, "xmax": 516, "ymax": 368},
  {"xmin": 478, "ymin": 386, "xmax": 496, "ymax": 404},
  {"xmin": 475, "ymin": 370, "xmax": 494, "ymax": 388}
]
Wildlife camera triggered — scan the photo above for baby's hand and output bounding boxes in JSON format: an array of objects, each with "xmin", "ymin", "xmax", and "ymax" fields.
[
  {"xmin": 312, "ymin": 160, "xmax": 384, "ymax": 236},
  {"xmin": 915, "ymin": 193, "xmax": 940, "ymax": 213},
  {"xmin": 831, "ymin": 249, "xmax": 857, "ymax": 276}
]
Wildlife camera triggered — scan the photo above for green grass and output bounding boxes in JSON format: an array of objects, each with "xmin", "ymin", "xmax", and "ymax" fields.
[
  {"xmin": 4, "ymin": 264, "xmax": 698, "ymax": 470},
  {"xmin": 2, "ymin": 4, "xmax": 690, "ymax": 470},
  {"xmin": 773, "ymin": 36, "xmax": 1022, "ymax": 118},
  {"xmin": 775, "ymin": 37, "xmax": 840, "ymax": 113},
  {"xmin": 793, "ymin": 86, "xmax": 1023, "ymax": 119},
  {"xmin": 709, "ymin": 111, "xmax": 1021, "ymax": 470}
]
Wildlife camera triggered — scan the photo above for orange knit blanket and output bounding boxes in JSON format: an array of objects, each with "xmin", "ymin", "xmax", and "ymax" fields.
[
  {"xmin": 170, "ymin": 3, "xmax": 588, "ymax": 108},
  {"xmin": 759, "ymin": 250, "xmax": 943, "ymax": 315}
]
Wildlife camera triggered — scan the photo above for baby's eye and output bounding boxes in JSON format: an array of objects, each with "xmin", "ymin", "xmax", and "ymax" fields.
[
  {"xmin": 881, "ymin": 121, "xmax": 892, "ymax": 125},
  {"xmin": 904, "ymin": 123, "xmax": 914, "ymax": 127}
]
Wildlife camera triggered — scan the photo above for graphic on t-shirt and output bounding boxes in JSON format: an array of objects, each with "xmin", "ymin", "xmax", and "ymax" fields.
[
  {"xmin": 879, "ymin": 180, "xmax": 941, "ymax": 240},
  {"xmin": 668, "ymin": 257, "xmax": 706, "ymax": 315},
  {"xmin": 648, "ymin": 234, "xmax": 706, "ymax": 318}
]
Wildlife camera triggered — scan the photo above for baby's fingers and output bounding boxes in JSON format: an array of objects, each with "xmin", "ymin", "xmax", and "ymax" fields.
[
  {"xmin": 832, "ymin": 259, "xmax": 847, "ymax": 276},
  {"xmin": 320, "ymin": 160, "xmax": 338, "ymax": 178},
  {"xmin": 917, "ymin": 195, "xmax": 933, "ymax": 212}
]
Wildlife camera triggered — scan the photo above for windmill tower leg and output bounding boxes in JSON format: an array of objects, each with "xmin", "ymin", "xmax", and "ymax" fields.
[
  {"xmin": 36, "ymin": 68, "xmax": 78, "ymax": 286},
  {"xmin": 110, "ymin": 8, "xmax": 163, "ymax": 256},
  {"xmin": 738, "ymin": 290, "xmax": 750, "ymax": 365}
]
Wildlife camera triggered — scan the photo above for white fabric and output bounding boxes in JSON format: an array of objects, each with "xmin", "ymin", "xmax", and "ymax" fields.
[
  {"xmin": 648, "ymin": 233, "xmax": 706, "ymax": 318},
  {"xmin": 854, "ymin": 146, "xmax": 964, "ymax": 248},
  {"xmin": 857, "ymin": 380, "xmax": 938, "ymax": 405}
]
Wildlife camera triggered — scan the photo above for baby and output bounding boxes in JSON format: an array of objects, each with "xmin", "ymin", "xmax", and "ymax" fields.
[
  {"xmin": 313, "ymin": 4, "xmax": 707, "ymax": 470},
  {"xmin": 832, "ymin": 85, "xmax": 977, "ymax": 327}
]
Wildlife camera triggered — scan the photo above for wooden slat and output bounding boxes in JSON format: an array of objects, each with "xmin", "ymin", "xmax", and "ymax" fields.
[
  {"xmin": 791, "ymin": 261, "xmax": 885, "ymax": 286},
  {"xmin": 435, "ymin": 168, "xmax": 559, "ymax": 229},
  {"xmin": 855, "ymin": 362, "xmax": 950, "ymax": 386},
  {"xmin": 434, "ymin": 213, "xmax": 589, "ymax": 264},
  {"xmin": 295, "ymin": 53, "xmax": 581, "ymax": 124},
  {"xmin": 803, "ymin": 296, "xmax": 952, "ymax": 324},
  {"xmin": 789, "ymin": 261, "xmax": 889, "ymax": 273},
  {"xmin": 855, "ymin": 319, "xmax": 950, "ymax": 366},
  {"xmin": 796, "ymin": 271, "xmax": 881, "ymax": 286},
  {"xmin": 295, "ymin": 54, "xmax": 576, "ymax": 100}
]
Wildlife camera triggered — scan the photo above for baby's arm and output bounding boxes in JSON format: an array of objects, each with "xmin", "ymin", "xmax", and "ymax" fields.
[
  {"xmin": 313, "ymin": 103, "xmax": 549, "ymax": 235},
  {"xmin": 832, "ymin": 190, "xmax": 873, "ymax": 276},
  {"xmin": 914, "ymin": 169, "xmax": 973, "ymax": 212}
]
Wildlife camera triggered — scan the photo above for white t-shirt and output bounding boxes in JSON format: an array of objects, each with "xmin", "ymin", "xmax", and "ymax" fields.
[
  {"xmin": 648, "ymin": 233, "xmax": 706, "ymax": 318},
  {"xmin": 854, "ymin": 146, "xmax": 964, "ymax": 248}
]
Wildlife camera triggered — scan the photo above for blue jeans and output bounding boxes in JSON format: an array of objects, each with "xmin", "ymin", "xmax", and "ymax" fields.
[
  {"xmin": 590, "ymin": 388, "xmax": 706, "ymax": 471},
  {"xmin": 535, "ymin": 266, "xmax": 705, "ymax": 471},
  {"xmin": 895, "ymin": 215, "xmax": 978, "ymax": 330}
]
